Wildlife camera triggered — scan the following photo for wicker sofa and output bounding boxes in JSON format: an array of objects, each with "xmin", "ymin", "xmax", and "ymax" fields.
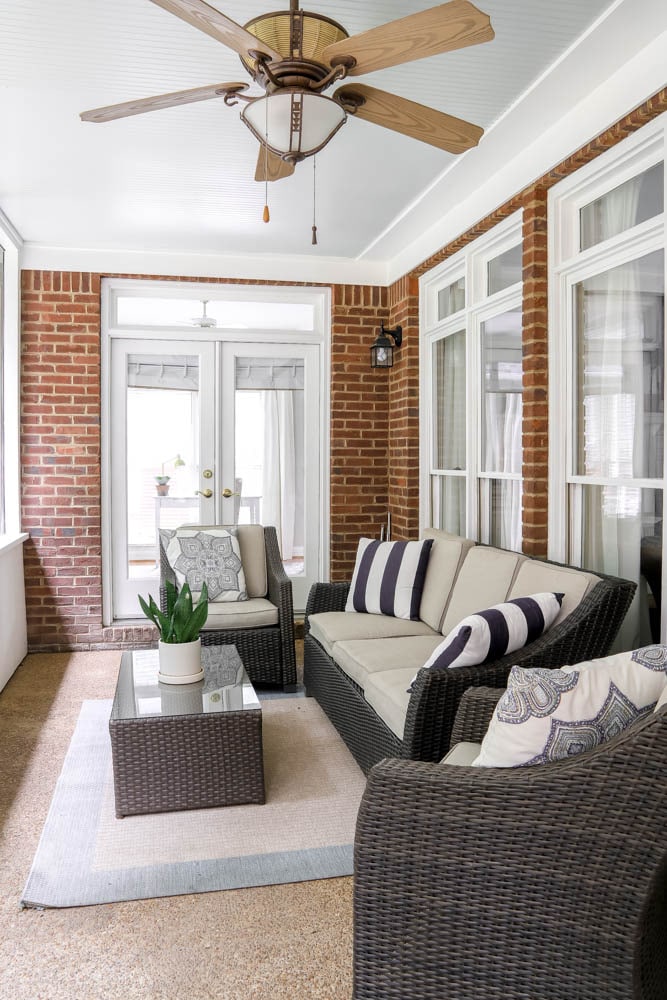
[
  {"xmin": 352, "ymin": 684, "xmax": 667, "ymax": 1000},
  {"xmin": 304, "ymin": 530, "xmax": 636, "ymax": 773},
  {"xmin": 159, "ymin": 524, "xmax": 296, "ymax": 690}
]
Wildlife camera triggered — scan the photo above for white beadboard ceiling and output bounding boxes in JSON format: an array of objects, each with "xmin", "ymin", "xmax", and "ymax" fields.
[{"xmin": 0, "ymin": 0, "xmax": 665, "ymax": 281}]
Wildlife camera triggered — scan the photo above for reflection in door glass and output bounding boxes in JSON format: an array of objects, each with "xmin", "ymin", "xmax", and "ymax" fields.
[
  {"xmin": 126, "ymin": 355, "xmax": 200, "ymax": 578},
  {"xmin": 235, "ymin": 357, "xmax": 305, "ymax": 577}
]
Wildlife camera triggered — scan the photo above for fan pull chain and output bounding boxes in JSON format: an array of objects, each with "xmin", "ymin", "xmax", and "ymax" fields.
[
  {"xmin": 311, "ymin": 155, "xmax": 318, "ymax": 245},
  {"xmin": 263, "ymin": 101, "xmax": 270, "ymax": 224}
]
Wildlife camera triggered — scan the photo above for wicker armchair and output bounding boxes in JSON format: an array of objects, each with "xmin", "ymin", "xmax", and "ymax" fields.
[
  {"xmin": 353, "ymin": 685, "xmax": 667, "ymax": 1000},
  {"xmin": 160, "ymin": 525, "xmax": 296, "ymax": 690},
  {"xmin": 304, "ymin": 568, "xmax": 636, "ymax": 773}
]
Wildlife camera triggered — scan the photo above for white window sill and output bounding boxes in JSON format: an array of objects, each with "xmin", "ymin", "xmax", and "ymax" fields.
[{"xmin": 0, "ymin": 532, "xmax": 29, "ymax": 555}]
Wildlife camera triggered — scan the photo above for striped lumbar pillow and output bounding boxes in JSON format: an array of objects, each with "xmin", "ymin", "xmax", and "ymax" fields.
[
  {"xmin": 409, "ymin": 592, "xmax": 564, "ymax": 689},
  {"xmin": 345, "ymin": 538, "xmax": 434, "ymax": 621}
]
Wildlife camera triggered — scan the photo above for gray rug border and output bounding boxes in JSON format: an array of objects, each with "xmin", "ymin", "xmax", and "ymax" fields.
[{"xmin": 21, "ymin": 697, "xmax": 356, "ymax": 909}]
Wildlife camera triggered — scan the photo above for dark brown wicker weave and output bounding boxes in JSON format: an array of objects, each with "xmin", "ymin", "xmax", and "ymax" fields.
[
  {"xmin": 160, "ymin": 525, "xmax": 296, "ymax": 690},
  {"xmin": 353, "ymin": 688, "xmax": 667, "ymax": 1000},
  {"xmin": 110, "ymin": 649, "xmax": 265, "ymax": 817},
  {"xmin": 304, "ymin": 560, "xmax": 636, "ymax": 774}
]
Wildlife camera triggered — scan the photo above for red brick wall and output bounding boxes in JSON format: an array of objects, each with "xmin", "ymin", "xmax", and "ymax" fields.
[
  {"xmin": 20, "ymin": 87, "xmax": 667, "ymax": 649},
  {"xmin": 20, "ymin": 273, "xmax": 388, "ymax": 648}
]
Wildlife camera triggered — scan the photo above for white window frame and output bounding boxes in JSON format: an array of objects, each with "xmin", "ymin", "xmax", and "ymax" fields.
[
  {"xmin": 101, "ymin": 277, "xmax": 331, "ymax": 625},
  {"xmin": 420, "ymin": 212, "xmax": 523, "ymax": 540},
  {"xmin": 548, "ymin": 114, "xmax": 666, "ymax": 566}
]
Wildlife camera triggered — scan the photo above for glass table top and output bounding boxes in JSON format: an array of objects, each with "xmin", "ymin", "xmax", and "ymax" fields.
[{"xmin": 111, "ymin": 644, "xmax": 260, "ymax": 722}]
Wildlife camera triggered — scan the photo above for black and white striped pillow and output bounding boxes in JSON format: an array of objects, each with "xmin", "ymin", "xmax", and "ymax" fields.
[
  {"xmin": 345, "ymin": 538, "xmax": 434, "ymax": 621},
  {"xmin": 409, "ymin": 592, "xmax": 564, "ymax": 688}
]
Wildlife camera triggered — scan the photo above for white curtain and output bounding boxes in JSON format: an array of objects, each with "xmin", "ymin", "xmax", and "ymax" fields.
[
  {"xmin": 436, "ymin": 331, "xmax": 466, "ymax": 534},
  {"xmin": 262, "ymin": 391, "xmax": 297, "ymax": 559},
  {"xmin": 485, "ymin": 392, "xmax": 522, "ymax": 550}
]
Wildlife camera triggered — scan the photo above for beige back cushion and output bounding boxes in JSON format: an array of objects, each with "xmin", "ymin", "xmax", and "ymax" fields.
[
  {"xmin": 507, "ymin": 559, "xmax": 601, "ymax": 624},
  {"xmin": 419, "ymin": 529, "xmax": 477, "ymax": 631},
  {"xmin": 441, "ymin": 547, "xmax": 526, "ymax": 634},
  {"xmin": 181, "ymin": 524, "xmax": 267, "ymax": 598}
]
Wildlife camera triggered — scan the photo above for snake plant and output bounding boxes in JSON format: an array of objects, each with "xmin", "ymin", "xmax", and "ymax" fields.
[{"xmin": 139, "ymin": 580, "xmax": 209, "ymax": 643}]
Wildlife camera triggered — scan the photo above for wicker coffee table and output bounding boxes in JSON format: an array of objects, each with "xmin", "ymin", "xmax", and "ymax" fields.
[{"xmin": 109, "ymin": 644, "xmax": 265, "ymax": 817}]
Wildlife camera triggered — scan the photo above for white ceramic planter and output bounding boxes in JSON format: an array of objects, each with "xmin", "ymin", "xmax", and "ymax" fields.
[{"xmin": 158, "ymin": 638, "xmax": 204, "ymax": 685}]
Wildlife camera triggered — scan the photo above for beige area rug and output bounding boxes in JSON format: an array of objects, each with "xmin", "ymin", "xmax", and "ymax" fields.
[{"xmin": 21, "ymin": 696, "xmax": 366, "ymax": 908}]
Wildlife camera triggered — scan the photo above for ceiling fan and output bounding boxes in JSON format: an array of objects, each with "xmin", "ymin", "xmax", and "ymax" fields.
[{"xmin": 80, "ymin": 0, "xmax": 494, "ymax": 183}]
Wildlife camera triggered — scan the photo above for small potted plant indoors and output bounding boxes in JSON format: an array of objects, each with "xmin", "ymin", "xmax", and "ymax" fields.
[
  {"xmin": 139, "ymin": 580, "xmax": 209, "ymax": 684},
  {"xmin": 155, "ymin": 475, "xmax": 170, "ymax": 496}
]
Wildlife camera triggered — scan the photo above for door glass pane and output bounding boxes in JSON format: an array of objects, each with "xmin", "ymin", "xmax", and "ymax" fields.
[
  {"xmin": 580, "ymin": 162, "xmax": 664, "ymax": 250},
  {"xmin": 437, "ymin": 277, "xmax": 465, "ymax": 320},
  {"xmin": 487, "ymin": 243, "xmax": 522, "ymax": 295},
  {"xmin": 577, "ymin": 484, "xmax": 661, "ymax": 647},
  {"xmin": 126, "ymin": 354, "xmax": 200, "ymax": 578},
  {"xmin": 481, "ymin": 308, "xmax": 523, "ymax": 473},
  {"xmin": 235, "ymin": 357, "xmax": 304, "ymax": 577},
  {"xmin": 433, "ymin": 331, "xmax": 466, "ymax": 470},
  {"xmin": 574, "ymin": 250, "xmax": 664, "ymax": 479},
  {"xmin": 432, "ymin": 476, "xmax": 466, "ymax": 536}
]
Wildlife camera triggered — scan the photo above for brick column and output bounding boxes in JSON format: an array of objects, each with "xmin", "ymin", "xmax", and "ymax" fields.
[{"xmin": 387, "ymin": 275, "xmax": 420, "ymax": 541}]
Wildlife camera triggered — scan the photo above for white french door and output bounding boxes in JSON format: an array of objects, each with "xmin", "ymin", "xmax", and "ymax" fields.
[
  {"xmin": 220, "ymin": 341, "xmax": 320, "ymax": 610},
  {"xmin": 109, "ymin": 338, "xmax": 216, "ymax": 619},
  {"xmin": 107, "ymin": 337, "xmax": 323, "ymax": 619}
]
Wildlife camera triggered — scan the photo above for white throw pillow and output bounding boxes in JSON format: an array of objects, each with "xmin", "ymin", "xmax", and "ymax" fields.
[
  {"xmin": 473, "ymin": 645, "xmax": 667, "ymax": 768},
  {"xmin": 162, "ymin": 527, "xmax": 248, "ymax": 602},
  {"xmin": 408, "ymin": 592, "xmax": 563, "ymax": 691},
  {"xmin": 345, "ymin": 537, "xmax": 434, "ymax": 621}
]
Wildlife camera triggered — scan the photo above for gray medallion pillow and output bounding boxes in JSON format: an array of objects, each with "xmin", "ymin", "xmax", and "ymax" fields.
[
  {"xmin": 473, "ymin": 645, "xmax": 667, "ymax": 768},
  {"xmin": 162, "ymin": 527, "xmax": 248, "ymax": 602}
]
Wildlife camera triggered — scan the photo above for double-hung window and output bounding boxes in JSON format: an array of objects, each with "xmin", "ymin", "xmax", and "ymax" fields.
[
  {"xmin": 421, "ymin": 213, "xmax": 523, "ymax": 548},
  {"xmin": 549, "ymin": 115, "xmax": 666, "ymax": 648}
]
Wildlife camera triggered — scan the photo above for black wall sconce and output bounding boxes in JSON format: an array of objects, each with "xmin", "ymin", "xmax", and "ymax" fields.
[{"xmin": 370, "ymin": 323, "xmax": 403, "ymax": 368}]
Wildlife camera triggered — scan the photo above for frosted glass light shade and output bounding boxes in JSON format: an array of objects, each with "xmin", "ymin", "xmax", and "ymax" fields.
[{"xmin": 242, "ymin": 91, "xmax": 346, "ymax": 161}]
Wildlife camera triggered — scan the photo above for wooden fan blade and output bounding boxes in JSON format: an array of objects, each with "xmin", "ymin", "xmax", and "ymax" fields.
[
  {"xmin": 322, "ymin": 0, "xmax": 493, "ymax": 76},
  {"xmin": 335, "ymin": 84, "xmax": 483, "ymax": 154},
  {"xmin": 148, "ymin": 0, "xmax": 281, "ymax": 60},
  {"xmin": 255, "ymin": 147, "xmax": 295, "ymax": 183},
  {"xmin": 80, "ymin": 82, "xmax": 248, "ymax": 123}
]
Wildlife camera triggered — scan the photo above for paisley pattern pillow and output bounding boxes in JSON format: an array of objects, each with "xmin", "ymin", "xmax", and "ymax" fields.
[
  {"xmin": 162, "ymin": 527, "xmax": 247, "ymax": 602},
  {"xmin": 473, "ymin": 645, "xmax": 667, "ymax": 768}
]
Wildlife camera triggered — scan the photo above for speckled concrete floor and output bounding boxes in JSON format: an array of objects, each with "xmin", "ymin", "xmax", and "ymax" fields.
[{"xmin": 0, "ymin": 649, "xmax": 353, "ymax": 1000}]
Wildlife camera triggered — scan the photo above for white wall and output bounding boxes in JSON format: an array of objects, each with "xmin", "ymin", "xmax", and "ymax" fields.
[{"xmin": 0, "ymin": 208, "xmax": 28, "ymax": 692}]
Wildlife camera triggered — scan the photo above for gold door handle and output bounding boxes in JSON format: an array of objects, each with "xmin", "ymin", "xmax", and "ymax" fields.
[
  {"xmin": 221, "ymin": 488, "xmax": 240, "ymax": 499},
  {"xmin": 195, "ymin": 489, "xmax": 213, "ymax": 498}
]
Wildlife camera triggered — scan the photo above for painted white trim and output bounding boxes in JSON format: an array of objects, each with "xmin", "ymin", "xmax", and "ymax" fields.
[
  {"xmin": 419, "ymin": 214, "xmax": 523, "ymax": 540},
  {"xmin": 548, "ymin": 116, "xmax": 666, "ymax": 563},
  {"xmin": 0, "ymin": 532, "xmax": 28, "ymax": 554},
  {"xmin": 20, "ymin": 243, "xmax": 388, "ymax": 288},
  {"xmin": 101, "ymin": 277, "xmax": 331, "ymax": 621}
]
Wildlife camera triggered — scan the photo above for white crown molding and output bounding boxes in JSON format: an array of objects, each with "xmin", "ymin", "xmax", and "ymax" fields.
[
  {"xmin": 0, "ymin": 208, "xmax": 23, "ymax": 250},
  {"xmin": 19, "ymin": 243, "xmax": 389, "ymax": 287}
]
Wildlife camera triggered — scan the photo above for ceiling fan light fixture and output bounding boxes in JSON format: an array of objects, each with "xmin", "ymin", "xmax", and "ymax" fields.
[{"xmin": 241, "ymin": 91, "xmax": 346, "ymax": 162}]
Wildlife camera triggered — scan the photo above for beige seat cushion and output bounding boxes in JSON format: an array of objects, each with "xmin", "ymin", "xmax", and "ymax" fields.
[
  {"xmin": 419, "ymin": 529, "xmax": 477, "ymax": 632},
  {"xmin": 441, "ymin": 741, "xmax": 483, "ymax": 766},
  {"xmin": 308, "ymin": 611, "xmax": 436, "ymax": 657},
  {"xmin": 333, "ymin": 635, "xmax": 445, "ymax": 691},
  {"xmin": 363, "ymin": 667, "xmax": 416, "ymax": 741},
  {"xmin": 507, "ymin": 560, "xmax": 601, "ymax": 625},
  {"xmin": 202, "ymin": 598, "xmax": 278, "ymax": 630},
  {"xmin": 441, "ymin": 546, "xmax": 526, "ymax": 634},
  {"xmin": 182, "ymin": 524, "xmax": 267, "ymax": 598}
]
